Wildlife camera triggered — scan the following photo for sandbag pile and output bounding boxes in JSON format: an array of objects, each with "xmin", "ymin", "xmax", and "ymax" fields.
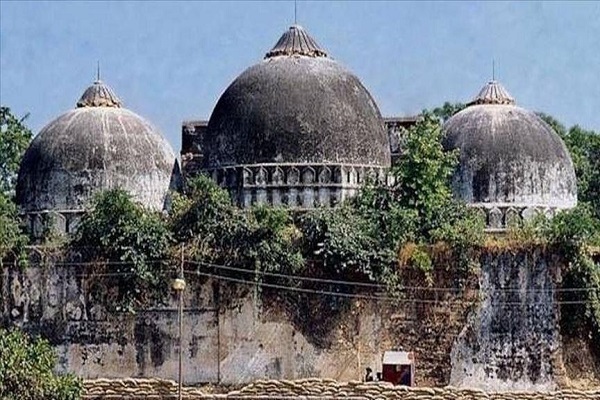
[
  {"xmin": 83, "ymin": 377, "xmax": 600, "ymax": 400},
  {"xmin": 227, "ymin": 379, "xmax": 600, "ymax": 400}
]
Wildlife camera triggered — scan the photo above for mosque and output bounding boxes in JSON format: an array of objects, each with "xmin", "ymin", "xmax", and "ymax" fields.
[
  {"xmin": 16, "ymin": 25, "xmax": 578, "ymax": 235},
  {"xmin": 6, "ymin": 25, "xmax": 586, "ymax": 388}
]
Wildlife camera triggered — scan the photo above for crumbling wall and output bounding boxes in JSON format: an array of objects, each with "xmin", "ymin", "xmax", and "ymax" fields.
[
  {"xmin": 450, "ymin": 248, "xmax": 563, "ymax": 391},
  {"xmin": 0, "ymin": 248, "xmax": 569, "ymax": 388},
  {"xmin": 0, "ymin": 259, "xmax": 474, "ymax": 384},
  {"xmin": 0, "ymin": 259, "xmax": 219, "ymax": 382}
]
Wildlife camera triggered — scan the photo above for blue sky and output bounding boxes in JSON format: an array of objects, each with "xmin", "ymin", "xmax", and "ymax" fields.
[{"xmin": 1, "ymin": 1, "xmax": 599, "ymax": 153}]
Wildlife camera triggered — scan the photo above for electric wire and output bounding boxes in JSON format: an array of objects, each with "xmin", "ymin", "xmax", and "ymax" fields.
[
  {"xmin": 187, "ymin": 269, "xmax": 593, "ymax": 306},
  {"xmin": 9, "ymin": 257, "xmax": 599, "ymax": 295}
]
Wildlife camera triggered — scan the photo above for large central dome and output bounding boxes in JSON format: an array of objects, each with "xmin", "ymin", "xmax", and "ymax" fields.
[{"xmin": 204, "ymin": 25, "xmax": 390, "ymax": 168}]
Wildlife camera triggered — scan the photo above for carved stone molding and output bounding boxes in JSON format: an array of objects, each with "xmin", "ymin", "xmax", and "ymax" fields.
[
  {"xmin": 203, "ymin": 163, "xmax": 387, "ymax": 208},
  {"xmin": 474, "ymin": 204, "xmax": 568, "ymax": 232},
  {"xmin": 21, "ymin": 210, "xmax": 85, "ymax": 238}
]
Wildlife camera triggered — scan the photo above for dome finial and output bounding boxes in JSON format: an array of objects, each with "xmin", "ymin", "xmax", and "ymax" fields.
[
  {"xmin": 492, "ymin": 59, "xmax": 495, "ymax": 81},
  {"xmin": 468, "ymin": 80, "xmax": 515, "ymax": 106},
  {"xmin": 265, "ymin": 25, "xmax": 328, "ymax": 58},
  {"xmin": 77, "ymin": 78, "xmax": 122, "ymax": 108},
  {"xmin": 96, "ymin": 60, "xmax": 101, "ymax": 82}
]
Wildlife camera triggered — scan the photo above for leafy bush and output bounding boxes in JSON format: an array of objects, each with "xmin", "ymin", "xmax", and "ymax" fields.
[
  {"xmin": 169, "ymin": 175, "xmax": 247, "ymax": 264},
  {"xmin": 244, "ymin": 205, "xmax": 304, "ymax": 276},
  {"xmin": 300, "ymin": 204, "xmax": 391, "ymax": 282},
  {"xmin": 0, "ymin": 328, "xmax": 82, "ymax": 400},
  {"xmin": 170, "ymin": 175, "xmax": 304, "ymax": 292},
  {"xmin": 1, "ymin": 106, "xmax": 33, "ymax": 196},
  {"xmin": 0, "ymin": 192, "xmax": 27, "ymax": 263},
  {"xmin": 544, "ymin": 206, "xmax": 600, "ymax": 344},
  {"xmin": 72, "ymin": 189, "xmax": 173, "ymax": 312}
]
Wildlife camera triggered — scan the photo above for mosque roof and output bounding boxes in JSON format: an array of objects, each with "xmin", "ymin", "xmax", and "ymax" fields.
[{"xmin": 204, "ymin": 25, "xmax": 390, "ymax": 168}]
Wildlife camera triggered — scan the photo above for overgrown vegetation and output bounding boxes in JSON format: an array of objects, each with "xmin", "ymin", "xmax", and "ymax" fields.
[
  {"xmin": 530, "ymin": 113, "xmax": 600, "ymax": 350},
  {"xmin": 0, "ymin": 327, "xmax": 82, "ymax": 400},
  {"xmin": 169, "ymin": 175, "xmax": 304, "ymax": 284},
  {"xmin": 538, "ymin": 112, "xmax": 600, "ymax": 219},
  {"xmin": 168, "ymin": 112, "xmax": 484, "ymax": 317},
  {"xmin": 351, "ymin": 112, "xmax": 484, "ymax": 280},
  {"xmin": 0, "ymin": 107, "xmax": 30, "ymax": 264},
  {"xmin": 0, "ymin": 192, "xmax": 27, "ymax": 263},
  {"xmin": 1, "ymin": 106, "xmax": 32, "ymax": 197},
  {"xmin": 72, "ymin": 189, "xmax": 173, "ymax": 313},
  {"xmin": 546, "ymin": 207, "xmax": 600, "ymax": 346}
]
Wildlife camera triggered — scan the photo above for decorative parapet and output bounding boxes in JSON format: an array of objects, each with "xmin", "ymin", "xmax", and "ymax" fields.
[
  {"xmin": 203, "ymin": 163, "xmax": 390, "ymax": 209},
  {"xmin": 19, "ymin": 209, "xmax": 85, "ymax": 239},
  {"xmin": 471, "ymin": 203, "xmax": 567, "ymax": 232}
]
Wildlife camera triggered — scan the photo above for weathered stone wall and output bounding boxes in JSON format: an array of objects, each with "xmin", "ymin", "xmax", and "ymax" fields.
[
  {"xmin": 82, "ymin": 378, "xmax": 600, "ymax": 400},
  {"xmin": 450, "ymin": 248, "xmax": 562, "ymax": 391},
  {"xmin": 0, "ymin": 248, "xmax": 567, "ymax": 389},
  {"xmin": 0, "ymin": 257, "xmax": 474, "ymax": 385},
  {"xmin": 0, "ymin": 258, "xmax": 219, "ymax": 382}
]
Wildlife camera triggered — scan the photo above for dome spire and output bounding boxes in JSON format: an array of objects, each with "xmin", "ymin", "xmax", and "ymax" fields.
[
  {"xmin": 468, "ymin": 80, "xmax": 515, "ymax": 106},
  {"xmin": 76, "ymin": 77, "xmax": 122, "ymax": 108},
  {"xmin": 294, "ymin": 0, "xmax": 297, "ymax": 25},
  {"xmin": 265, "ymin": 25, "xmax": 328, "ymax": 59}
]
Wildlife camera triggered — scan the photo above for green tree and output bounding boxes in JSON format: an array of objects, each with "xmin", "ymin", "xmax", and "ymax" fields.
[
  {"xmin": 0, "ymin": 192, "xmax": 27, "ymax": 263},
  {"xmin": 73, "ymin": 189, "xmax": 173, "ymax": 312},
  {"xmin": 0, "ymin": 328, "xmax": 82, "ymax": 400},
  {"xmin": 432, "ymin": 101, "xmax": 466, "ymax": 122},
  {"xmin": 0, "ymin": 106, "xmax": 32, "ymax": 196},
  {"xmin": 562, "ymin": 125, "xmax": 600, "ymax": 217},
  {"xmin": 392, "ymin": 111, "xmax": 463, "ymax": 236},
  {"xmin": 366, "ymin": 110, "xmax": 483, "ymax": 276},
  {"xmin": 169, "ymin": 174, "xmax": 247, "ymax": 264},
  {"xmin": 244, "ymin": 205, "xmax": 304, "ymax": 276},
  {"xmin": 538, "ymin": 112, "xmax": 600, "ymax": 218}
]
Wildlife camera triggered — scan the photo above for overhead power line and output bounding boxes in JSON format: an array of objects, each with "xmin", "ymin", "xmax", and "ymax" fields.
[
  {"xmin": 187, "ymin": 269, "xmax": 593, "ymax": 306},
  {"xmin": 8, "ymin": 257, "xmax": 599, "ymax": 294},
  {"xmin": 186, "ymin": 259, "xmax": 600, "ymax": 294}
]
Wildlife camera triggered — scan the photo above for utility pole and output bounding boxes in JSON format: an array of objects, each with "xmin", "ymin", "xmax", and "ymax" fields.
[{"xmin": 172, "ymin": 245, "xmax": 186, "ymax": 400}]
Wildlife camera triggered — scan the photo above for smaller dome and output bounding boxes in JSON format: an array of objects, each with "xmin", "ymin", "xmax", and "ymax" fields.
[
  {"xmin": 17, "ymin": 79, "xmax": 177, "ymax": 221},
  {"xmin": 443, "ymin": 80, "xmax": 577, "ymax": 212}
]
